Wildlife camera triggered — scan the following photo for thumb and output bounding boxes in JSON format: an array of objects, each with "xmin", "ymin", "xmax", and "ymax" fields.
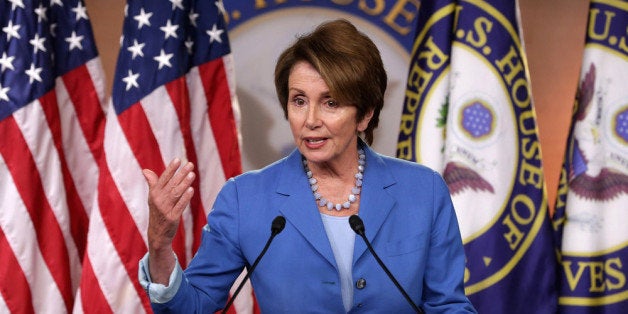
[{"xmin": 142, "ymin": 169, "xmax": 158, "ymax": 187}]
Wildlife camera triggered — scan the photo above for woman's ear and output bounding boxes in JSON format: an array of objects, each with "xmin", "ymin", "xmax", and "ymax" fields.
[{"xmin": 357, "ymin": 109, "xmax": 374, "ymax": 132}]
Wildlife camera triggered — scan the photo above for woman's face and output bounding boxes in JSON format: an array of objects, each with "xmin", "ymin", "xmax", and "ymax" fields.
[{"xmin": 287, "ymin": 61, "xmax": 371, "ymax": 165}]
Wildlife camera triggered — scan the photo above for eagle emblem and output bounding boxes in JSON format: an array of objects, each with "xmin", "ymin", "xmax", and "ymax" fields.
[
  {"xmin": 443, "ymin": 161, "xmax": 495, "ymax": 195},
  {"xmin": 568, "ymin": 63, "xmax": 628, "ymax": 200}
]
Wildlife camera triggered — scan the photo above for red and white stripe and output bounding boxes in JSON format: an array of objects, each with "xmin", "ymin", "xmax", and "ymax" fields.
[
  {"xmin": 74, "ymin": 54, "xmax": 255, "ymax": 313},
  {"xmin": 0, "ymin": 59, "xmax": 106, "ymax": 313}
]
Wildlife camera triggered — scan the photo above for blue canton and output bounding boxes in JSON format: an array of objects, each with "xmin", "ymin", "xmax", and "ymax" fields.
[
  {"xmin": 112, "ymin": 0, "xmax": 230, "ymax": 114},
  {"xmin": 0, "ymin": 0, "xmax": 98, "ymax": 121}
]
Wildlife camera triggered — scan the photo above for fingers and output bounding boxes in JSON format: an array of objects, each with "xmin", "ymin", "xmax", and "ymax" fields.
[
  {"xmin": 170, "ymin": 169, "xmax": 195, "ymax": 203},
  {"xmin": 143, "ymin": 159, "xmax": 195, "ymax": 194},
  {"xmin": 173, "ymin": 186, "xmax": 194, "ymax": 215},
  {"xmin": 156, "ymin": 158, "xmax": 183, "ymax": 189},
  {"xmin": 142, "ymin": 169, "xmax": 158, "ymax": 187},
  {"xmin": 144, "ymin": 158, "xmax": 195, "ymax": 216},
  {"xmin": 170, "ymin": 162, "xmax": 195, "ymax": 194}
]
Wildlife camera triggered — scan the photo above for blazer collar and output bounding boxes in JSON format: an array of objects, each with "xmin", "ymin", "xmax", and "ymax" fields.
[
  {"xmin": 351, "ymin": 143, "xmax": 396, "ymax": 263},
  {"xmin": 276, "ymin": 149, "xmax": 336, "ymax": 267},
  {"xmin": 276, "ymin": 141, "xmax": 397, "ymax": 267}
]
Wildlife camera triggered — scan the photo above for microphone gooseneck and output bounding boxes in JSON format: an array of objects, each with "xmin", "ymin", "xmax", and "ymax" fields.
[
  {"xmin": 222, "ymin": 215, "xmax": 286, "ymax": 314},
  {"xmin": 271, "ymin": 215, "xmax": 286, "ymax": 236},
  {"xmin": 349, "ymin": 215, "xmax": 423, "ymax": 314}
]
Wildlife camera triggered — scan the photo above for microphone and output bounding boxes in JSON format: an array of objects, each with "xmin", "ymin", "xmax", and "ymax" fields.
[
  {"xmin": 222, "ymin": 216, "xmax": 286, "ymax": 314},
  {"xmin": 349, "ymin": 215, "xmax": 423, "ymax": 314}
]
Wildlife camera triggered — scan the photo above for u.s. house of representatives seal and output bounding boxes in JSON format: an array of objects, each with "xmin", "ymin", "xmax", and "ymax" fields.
[
  {"xmin": 399, "ymin": 0, "xmax": 552, "ymax": 297},
  {"xmin": 556, "ymin": 0, "xmax": 628, "ymax": 307}
]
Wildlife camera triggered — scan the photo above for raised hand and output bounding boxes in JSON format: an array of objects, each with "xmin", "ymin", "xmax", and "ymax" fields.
[{"xmin": 143, "ymin": 158, "xmax": 195, "ymax": 284}]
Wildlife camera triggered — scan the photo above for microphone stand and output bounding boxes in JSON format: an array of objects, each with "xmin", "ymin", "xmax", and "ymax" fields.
[
  {"xmin": 349, "ymin": 215, "xmax": 423, "ymax": 314},
  {"xmin": 221, "ymin": 216, "xmax": 286, "ymax": 314}
]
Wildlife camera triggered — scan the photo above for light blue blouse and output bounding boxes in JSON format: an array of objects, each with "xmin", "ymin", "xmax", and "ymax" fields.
[{"xmin": 320, "ymin": 213, "xmax": 356, "ymax": 312}]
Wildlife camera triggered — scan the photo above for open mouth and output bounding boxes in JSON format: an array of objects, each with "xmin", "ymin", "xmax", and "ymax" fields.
[{"xmin": 305, "ymin": 138, "xmax": 326, "ymax": 144}]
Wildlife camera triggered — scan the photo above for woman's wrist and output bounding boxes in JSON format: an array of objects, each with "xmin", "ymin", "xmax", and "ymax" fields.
[{"xmin": 148, "ymin": 247, "xmax": 176, "ymax": 285}]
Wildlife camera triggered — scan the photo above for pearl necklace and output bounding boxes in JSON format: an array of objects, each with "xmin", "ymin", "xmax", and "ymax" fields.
[{"xmin": 303, "ymin": 149, "xmax": 366, "ymax": 211}]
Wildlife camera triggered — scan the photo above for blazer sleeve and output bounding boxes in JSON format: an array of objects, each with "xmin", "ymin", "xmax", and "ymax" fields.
[
  {"xmin": 422, "ymin": 171, "xmax": 477, "ymax": 313},
  {"xmin": 152, "ymin": 178, "xmax": 246, "ymax": 313}
]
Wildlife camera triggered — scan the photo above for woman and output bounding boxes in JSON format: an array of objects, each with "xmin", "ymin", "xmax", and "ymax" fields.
[{"xmin": 139, "ymin": 19, "xmax": 476, "ymax": 313}]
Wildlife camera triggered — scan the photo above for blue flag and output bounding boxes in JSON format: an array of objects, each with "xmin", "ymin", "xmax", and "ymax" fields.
[
  {"xmin": 398, "ymin": 0, "xmax": 558, "ymax": 312},
  {"xmin": 554, "ymin": 0, "xmax": 628, "ymax": 312}
]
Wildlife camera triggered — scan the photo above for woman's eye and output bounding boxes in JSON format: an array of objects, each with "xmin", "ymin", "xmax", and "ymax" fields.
[
  {"xmin": 292, "ymin": 97, "xmax": 306, "ymax": 106},
  {"xmin": 325, "ymin": 100, "xmax": 339, "ymax": 108}
]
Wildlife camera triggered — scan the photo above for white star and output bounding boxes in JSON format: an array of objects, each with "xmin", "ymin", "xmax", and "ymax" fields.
[
  {"xmin": 185, "ymin": 37, "xmax": 194, "ymax": 54},
  {"xmin": 153, "ymin": 49, "xmax": 173, "ymax": 69},
  {"xmin": 170, "ymin": 0, "xmax": 184, "ymax": 10},
  {"xmin": 160, "ymin": 20, "xmax": 179, "ymax": 39},
  {"xmin": 206, "ymin": 24, "xmax": 223, "ymax": 43},
  {"xmin": 29, "ymin": 33, "xmax": 47, "ymax": 53},
  {"xmin": 8, "ymin": 0, "xmax": 25, "ymax": 10},
  {"xmin": 189, "ymin": 9, "xmax": 199, "ymax": 27},
  {"xmin": 65, "ymin": 31, "xmax": 84, "ymax": 50},
  {"xmin": 0, "ymin": 52, "xmax": 15, "ymax": 72},
  {"xmin": 122, "ymin": 70, "xmax": 139, "ymax": 91},
  {"xmin": 34, "ymin": 4, "xmax": 48, "ymax": 22},
  {"xmin": 127, "ymin": 39, "xmax": 145, "ymax": 59},
  {"xmin": 72, "ymin": 2, "xmax": 89, "ymax": 21},
  {"xmin": 0, "ymin": 83, "xmax": 10, "ymax": 102},
  {"xmin": 215, "ymin": 0, "xmax": 226, "ymax": 16},
  {"xmin": 3, "ymin": 20, "xmax": 21, "ymax": 41},
  {"xmin": 51, "ymin": 0, "xmax": 63, "ymax": 7},
  {"xmin": 134, "ymin": 8, "xmax": 152, "ymax": 29},
  {"xmin": 25, "ymin": 63, "xmax": 43, "ymax": 83}
]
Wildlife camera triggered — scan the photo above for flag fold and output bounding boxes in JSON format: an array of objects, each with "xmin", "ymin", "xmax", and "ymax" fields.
[
  {"xmin": 398, "ymin": 0, "xmax": 558, "ymax": 312},
  {"xmin": 554, "ymin": 0, "xmax": 628, "ymax": 312}
]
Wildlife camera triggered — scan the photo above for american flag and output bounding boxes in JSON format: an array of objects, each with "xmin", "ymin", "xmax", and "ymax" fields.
[
  {"xmin": 73, "ymin": 0, "xmax": 249, "ymax": 312},
  {"xmin": 0, "ymin": 0, "xmax": 105, "ymax": 312}
]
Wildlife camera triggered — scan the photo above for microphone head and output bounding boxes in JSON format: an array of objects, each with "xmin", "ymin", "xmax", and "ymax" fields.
[
  {"xmin": 271, "ymin": 216, "xmax": 286, "ymax": 235},
  {"xmin": 349, "ymin": 215, "xmax": 365, "ymax": 235}
]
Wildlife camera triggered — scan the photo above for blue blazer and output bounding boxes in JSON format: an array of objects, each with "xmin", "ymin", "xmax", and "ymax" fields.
[{"xmin": 154, "ymin": 143, "xmax": 476, "ymax": 313}]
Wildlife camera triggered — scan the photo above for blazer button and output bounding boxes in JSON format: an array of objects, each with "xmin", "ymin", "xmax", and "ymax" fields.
[{"xmin": 356, "ymin": 278, "xmax": 366, "ymax": 289}]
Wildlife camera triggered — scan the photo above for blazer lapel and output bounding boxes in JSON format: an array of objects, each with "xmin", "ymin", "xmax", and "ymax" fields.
[
  {"xmin": 353, "ymin": 145, "xmax": 397, "ymax": 263},
  {"xmin": 276, "ymin": 150, "xmax": 337, "ymax": 268}
]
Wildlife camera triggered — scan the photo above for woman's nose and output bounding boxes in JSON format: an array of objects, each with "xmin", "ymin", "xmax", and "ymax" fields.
[{"xmin": 305, "ymin": 105, "xmax": 321, "ymax": 129}]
